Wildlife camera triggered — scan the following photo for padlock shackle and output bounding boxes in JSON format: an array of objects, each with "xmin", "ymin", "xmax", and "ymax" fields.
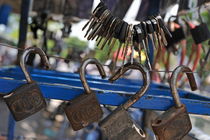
[
  {"xmin": 79, "ymin": 58, "xmax": 106, "ymax": 94},
  {"xmin": 170, "ymin": 65, "xmax": 197, "ymax": 108},
  {"xmin": 198, "ymin": 6, "xmax": 204, "ymax": 23},
  {"xmin": 20, "ymin": 47, "xmax": 50, "ymax": 83},
  {"xmin": 167, "ymin": 15, "xmax": 180, "ymax": 26},
  {"xmin": 109, "ymin": 62, "xmax": 150, "ymax": 110}
]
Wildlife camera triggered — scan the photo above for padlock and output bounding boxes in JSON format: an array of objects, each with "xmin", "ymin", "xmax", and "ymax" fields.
[
  {"xmin": 3, "ymin": 47, "xmax": 50, "ymax": 121},
  {"xmin": 166, "ymin": 16, "xmax": 186, "ymax": 47},
  {"xmin": 99, "ymin": 62, "xmax": 150, "ymax": 140},
  {"xmin": 152, "ymin": 65, "xmax": 197, "ymax": 140},
  {"xmin": 191, "ymin": 23, "xmax": 210, "ymax": 44},
  {"xmin": 64, "ymin": 58, "xmax": 106, "ymax": 131},
  {"xmin": 190, "ymin": 8, "xmax": 210, "ymax": 44}
]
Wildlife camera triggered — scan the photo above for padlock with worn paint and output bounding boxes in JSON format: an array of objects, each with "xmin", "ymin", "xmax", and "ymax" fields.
[
  {"xmin": 64, "ymin": 58, "xmax": 106, "ymax": 131},
  {"xmin": 152, "ymin": 65, "xmax": 197, "ymax": 140},
  {"xmin": 99, "ymin": 62, "xmax": 150, "ymax": 140},
  {"xmin": 3, "ymin": 47, "xmax": 50, "ymax": 121}
]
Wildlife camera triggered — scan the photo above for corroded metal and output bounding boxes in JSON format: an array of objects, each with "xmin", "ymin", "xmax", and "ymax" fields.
[
  {"xmin": 20, "ymin": 47, "xmax": 50, "ymax": 83},
  {"xmin": 4, "ymin": 82, "xmax": 46, "ymax": 121},
  {"xmin": 152, "ymin": 65, "xmax": 197, "ymax": 140},
  {"xmin": 170, "ymin": 65, "xmax": 197, "ymax": 108},
  {"xmin": 79, "ymin": 58, "xmax": 106, "ymax": 94},
  {"xmin": 109, "ymin": 62, "xmax": 150, "ymax": 110},
  {"xmin": 4, "ymin": 47, "xmax": 49, "ymax": 121},
  {"xmin": 65, "ymin": 58, "xmax": 106, "ymax": 131},
  {"xmin": 100, "ymin": 62, "xmax": 150, "ymax": 140}
]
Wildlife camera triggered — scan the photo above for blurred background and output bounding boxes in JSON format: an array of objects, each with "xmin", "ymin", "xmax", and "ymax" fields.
[{"xmin": 1, "ymin": 0, "xmax": 210, "ymax": 139}]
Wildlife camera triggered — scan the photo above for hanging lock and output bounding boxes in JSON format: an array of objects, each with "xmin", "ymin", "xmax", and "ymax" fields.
[
  {"xmin": 3, "ymin": 47, "xmax": 50, "ymax": 121},
  {"xmin": 64, "ymin": 58, "xmax": 106, "ymax": 131},
  {"xmin": 166, "ymin": 16, "xmax": 186, "ymax": 47},
  {"xmin": 152, "ymin": 65, "xmax": 197, "ymax": 140},
  {"xmin": 99, "ymin": 62, "xmax": 150, "ymax": 140},
  {"xmin": 191, "ymin": 7, "xmax": 210, "ymax": 44},
  {"xmin": 191, "ymin": 23, "xmax": 210, "ymax": 44}
]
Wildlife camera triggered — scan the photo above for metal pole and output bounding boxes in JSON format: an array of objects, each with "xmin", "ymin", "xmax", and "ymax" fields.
[
  {"xmin": 16, "ymin": 0, "xmax": 31, "ymax": 65},
  {"xmin": 7, "ymin": 113, "xmax": 15, "ymax": 140}
]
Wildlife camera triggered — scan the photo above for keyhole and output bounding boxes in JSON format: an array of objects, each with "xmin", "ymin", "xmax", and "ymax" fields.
[
  {"xmin": 139, "ymin": 129, "xmax": 144, "ymax": 135},
  {"xmin": 156, "ymin": 120, "xmax": 162, "ymax": 124}
]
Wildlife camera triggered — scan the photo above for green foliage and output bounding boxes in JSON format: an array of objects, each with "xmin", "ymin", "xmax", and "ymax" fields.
[
  {"xmin": 95, "ymin": 39, "xmax": 120, "ymax": 62},
  {"xmin": 64, "ymin": 37, "xmax": 88, "ymax": 51},
  {"xmin": 47, "ymin": 39, "xmax": 55, "ymax": 50}
]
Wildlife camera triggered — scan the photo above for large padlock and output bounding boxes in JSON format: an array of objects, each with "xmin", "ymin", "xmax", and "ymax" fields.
[
  {"xmin": 152, "ymin": 65, "xmax": 197, "ymax": 140},
  {"xmin": 3, "ymin": 47, "xmax": 50, "ymax": 121},
  {"xmin": 64, "ymin": 58, "xmax": 106, "ymax": 131},
  {"xmin": 99, "ymin": 62, "xmax": 150, "ymax": 140}
]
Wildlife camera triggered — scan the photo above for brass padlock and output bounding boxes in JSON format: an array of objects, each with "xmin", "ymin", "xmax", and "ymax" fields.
[
  {"xmin": 64, "ymin": 58, "xmax": 106, "ymax": 131},
  {"xmin": 99, "ymin": 62, "xmax": 150, "ymax": 140},
  {"xmin": 3, "ymin": 47, "xmax": 50, "ymax": 121},
  {"xmin": 152, "ymin": 65, "xmax": 197, "ymax": 140}
]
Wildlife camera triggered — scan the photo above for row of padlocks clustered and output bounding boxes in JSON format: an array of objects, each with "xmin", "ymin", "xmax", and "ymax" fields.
[{"xmin": 2, "ymin": 46, "xmax": 198, "ymax": 140}]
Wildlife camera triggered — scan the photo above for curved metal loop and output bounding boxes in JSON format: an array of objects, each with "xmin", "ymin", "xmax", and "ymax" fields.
[
  {"xmin": 20, "ymin": 47, "xmax": 50, "ymax": 83},
  {"xmin": 109, "ymin": 62, "xmax": 150, "ymax": 110},
  {"xmin": 79, "ymin": 58, "xmax": 106, "ymax": 94},
  {"xmin": 170, "ymin": 65, "xmax": 197, "ymax": 108},
  {"xmin": 168, "ymin": 15, "xmax": 179, "ymax": 25}
]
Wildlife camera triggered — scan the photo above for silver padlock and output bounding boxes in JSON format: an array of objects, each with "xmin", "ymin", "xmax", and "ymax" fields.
[{"xmin": 99, "ymin": 62, "xmax": 150, "ymax": 140}]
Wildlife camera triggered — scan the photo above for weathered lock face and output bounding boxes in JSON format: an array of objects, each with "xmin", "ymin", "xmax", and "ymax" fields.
[
  {"xmin": 191, "ymin": 23, "xmax": 210, "ymax": 44},
  {"xmin": 4, "ymin": 82, "xmax": 46, "ymax": 121},
  {"xmin": 152, "ymin": 104, "xmax": 192, "ymax": 140},
  {"xmin": 111, "ymin": 125, "xmax": 146, "ymax": 140},
  {"xmin": 99, "ymin": 106, "xmax": 146, "ymax": 140},
  {"xmin": 64, "ymin": 93, "xmax": 102, "ymax": 131}
]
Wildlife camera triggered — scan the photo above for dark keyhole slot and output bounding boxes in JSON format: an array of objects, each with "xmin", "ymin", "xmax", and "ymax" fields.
[
  {"xmin": 156, "ymin": 120, "xmax": 162, "ymax": 124},
  {"xmin": 139, "ymin": 129, "xmax": 144, "ymax": 135}
]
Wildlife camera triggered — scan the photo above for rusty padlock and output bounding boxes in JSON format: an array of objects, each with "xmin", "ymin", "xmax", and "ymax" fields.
[
  {"xmin": 152, "ymin": 65, "xmax": 197, "ymax": 140},
  {"xmin": 99, "ymin": 62, "xmax": 150, "ymax": 140},
  {"xmin": 3, "ymin": 47, "xmax": 50, "ymax": 121},
  {"xmin": 64, "ymin": 58, "xmax": 106, "ymax": 131}
]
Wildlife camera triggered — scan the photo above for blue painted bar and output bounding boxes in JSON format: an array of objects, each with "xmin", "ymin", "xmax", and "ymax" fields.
[
  {"xmin": 0, "ymin": 77, "xmax": 210, "ymax": 115},
  {"xmin": 0, "ymin": 67, "xmax": 199, "ymax": 99},
  {"xmin": 0, "ymin": 66, "xmax": 170, "ymax": 89},
  {"xmin": 7, "ymin": 113, "xmax": 15, "ymax": 140},
  {"xmin": 0, "ymin": 71, "xmax": 196, "ymax": 98}
]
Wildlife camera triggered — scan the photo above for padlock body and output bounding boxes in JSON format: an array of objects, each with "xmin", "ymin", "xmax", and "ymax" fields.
[
  {"xmin": 191, "ymin": 23, "xmax": 210, "ymax": 44},
  {"xmin": 152, "ymin": 104, "xmax": 192, "ymax": 140},
  {"xmin": 166, "ymin": 27, "xmax": 185, "ymax": 47},
  {"xmin": 111, "ymin": 124, "xmax": 146, "ymax": 140},
  {"xmin": 64, "ymin": 93, "xmax": 102, "ymax": 131},
  {"xmin": 4, "ymin": 82, "xmax": 46, "ymax": 121},
  {"xmin": 99, "ymin": 106, "xmax": 145, "ymax": 140}
]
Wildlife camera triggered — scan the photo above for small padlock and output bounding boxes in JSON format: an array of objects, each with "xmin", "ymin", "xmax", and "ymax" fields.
[
  {"xmin": 152, "ymin": 65, "xmax": 197, "ymax": 140},
  {"xmin": 99, "ymin": 62, "xmax": 150, "ymax": 140},
  {"xmin": 191, "ymin": 23, "xmax": 210, "ymax": 44},
  {"xmin": 3, "ymin": 47, "xmax": 50, "ymax": 121},
  {"xmin": 166, "ymin": 16, "xmax": 186, "ymax": 47},
  {"xmin": 64, "ymin": 58, "xmax": 106, "ymax": 131},
  {"xmin": 190, "ymin": 8, "xmax": 210, "ymax": 44}
]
